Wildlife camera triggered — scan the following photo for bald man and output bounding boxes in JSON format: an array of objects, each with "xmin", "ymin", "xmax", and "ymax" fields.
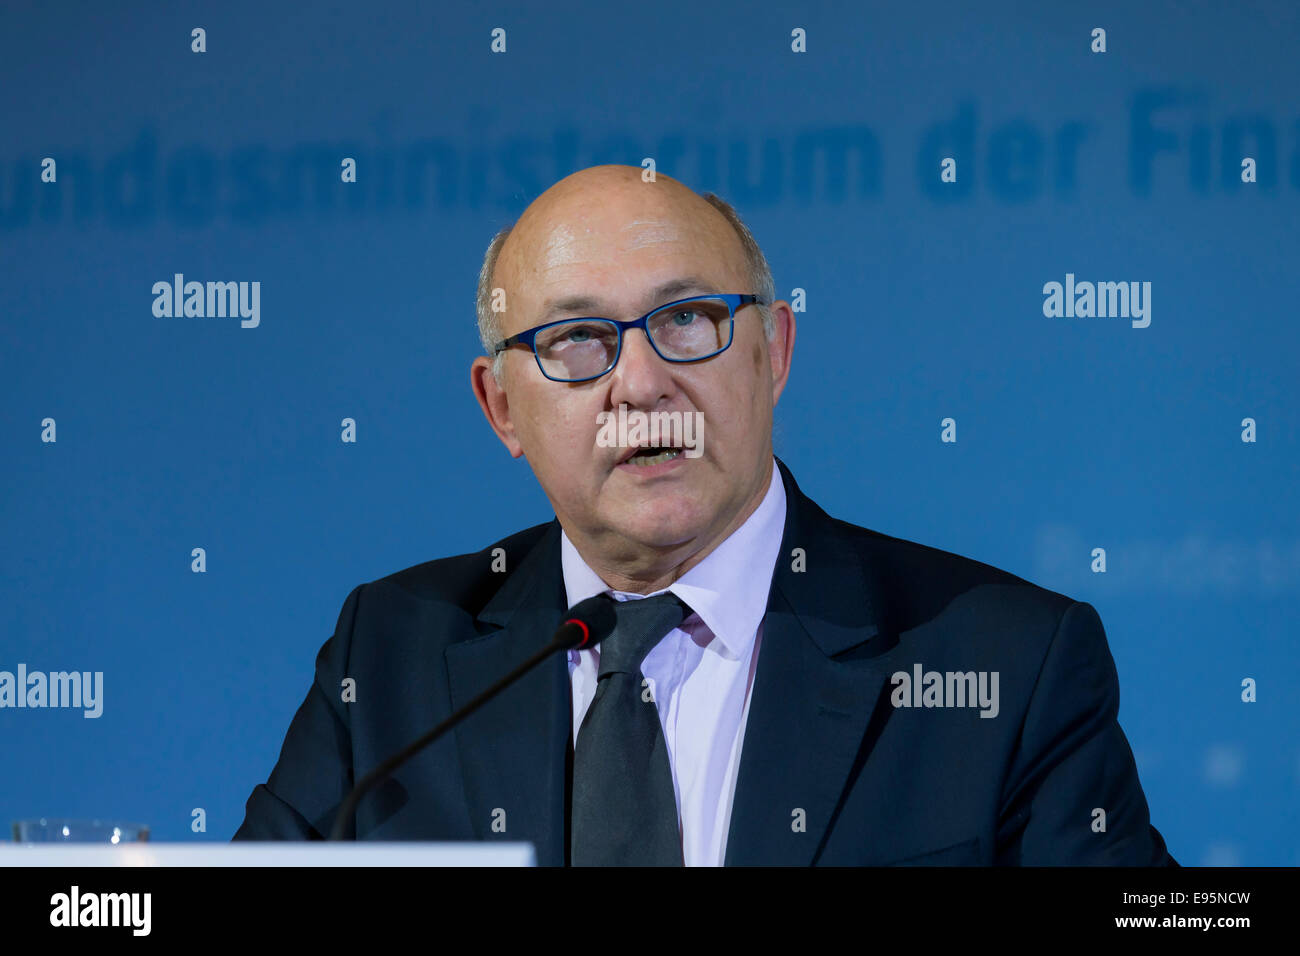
[{"xmin": 234, "ymin": 166, "xmax": 1176, "ymax": 867}]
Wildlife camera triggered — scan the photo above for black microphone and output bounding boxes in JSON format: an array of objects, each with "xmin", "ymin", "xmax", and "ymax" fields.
[{"xmin": 327, "ymin": 595, "xmax": 617, "ymax": 841}]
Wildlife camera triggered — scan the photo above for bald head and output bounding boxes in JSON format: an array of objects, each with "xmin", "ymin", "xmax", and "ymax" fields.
[
  {"xmin": 467, "ymin": 163, "xmax": 795, "ymax": 593},
  {"xmin": 476, "ymin": 166, "xmax": 774, "ymax": 378},
  {"xmin": 497, "ymin": 166, "xmax": 729, "ymax": 292}
]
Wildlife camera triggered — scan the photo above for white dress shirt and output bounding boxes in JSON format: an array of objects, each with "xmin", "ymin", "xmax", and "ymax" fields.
[{"xmin": 561, "ymin": 459, "xmax": 787, "ymax": 866}]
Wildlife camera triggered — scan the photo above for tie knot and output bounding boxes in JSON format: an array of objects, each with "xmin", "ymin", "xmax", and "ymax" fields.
[{"xmin": 597, "ymin": 593, "xmax": 689, "ymax": 677}]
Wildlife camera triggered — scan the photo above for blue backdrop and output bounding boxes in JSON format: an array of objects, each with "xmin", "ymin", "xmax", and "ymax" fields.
[{"xmin": 2, "ymin": 0, "xmax": 1296, "ymax": 864}]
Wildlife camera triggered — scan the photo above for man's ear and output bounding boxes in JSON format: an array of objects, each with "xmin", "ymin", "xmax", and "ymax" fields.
[
  {"xmin": 767, "ymin": 301, "xmax": 796, "ymax": 406},
  {"xmin": 470, "ymin": 355, "xmax": 524, "ymax": 458}
]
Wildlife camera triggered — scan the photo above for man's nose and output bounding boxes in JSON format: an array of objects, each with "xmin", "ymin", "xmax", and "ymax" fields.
[{"xmin": 608, "ymin": 327, "xmax": 675, "ymax": 408}]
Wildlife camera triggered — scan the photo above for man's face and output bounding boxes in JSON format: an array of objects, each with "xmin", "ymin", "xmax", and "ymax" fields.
[{"xmin": 473, "ymin": 171, "xmax": 792, "ymax": 575}]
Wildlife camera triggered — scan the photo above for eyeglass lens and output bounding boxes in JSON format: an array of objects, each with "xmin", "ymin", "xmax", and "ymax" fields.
[{"xmin": 534, "ymin": 298, "xmax": 734, "ymax": 381}]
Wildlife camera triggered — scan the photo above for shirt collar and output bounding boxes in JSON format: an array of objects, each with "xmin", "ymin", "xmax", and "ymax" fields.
[{"xmin": 560, "ymin": 458, "xmax": 787, "ymax": 659}]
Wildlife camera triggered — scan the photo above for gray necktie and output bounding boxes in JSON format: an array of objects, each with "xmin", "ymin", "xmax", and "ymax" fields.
[{"xmin": 570, "ymin": 592, "xmax": 689, "ymax": 866}]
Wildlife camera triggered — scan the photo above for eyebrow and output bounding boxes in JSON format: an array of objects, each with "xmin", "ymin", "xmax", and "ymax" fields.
[{"xmin": 538, "ymin": 276, "xmax": 718, "ymax": 322}]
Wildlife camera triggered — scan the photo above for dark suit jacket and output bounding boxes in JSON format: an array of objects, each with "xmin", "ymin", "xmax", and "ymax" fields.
[{"xmin": 234, "ymin": 459, "xmax": 1175, "ymax": 865}]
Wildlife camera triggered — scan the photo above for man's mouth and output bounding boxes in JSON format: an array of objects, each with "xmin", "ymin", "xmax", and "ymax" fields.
[{"xmin": 618, "ymin": 445, "xmax": 686, "ymax": 467}]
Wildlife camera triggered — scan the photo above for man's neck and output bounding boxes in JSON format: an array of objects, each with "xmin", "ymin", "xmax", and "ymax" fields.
[{"xmin": 566, "ymin": 458, "xmax": 777, "ymax": 595}]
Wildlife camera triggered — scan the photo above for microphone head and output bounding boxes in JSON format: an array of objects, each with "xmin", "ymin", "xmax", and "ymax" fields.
[{"xmin": 560, "ymin": 595, "xmax": 617, "ymax": 650}]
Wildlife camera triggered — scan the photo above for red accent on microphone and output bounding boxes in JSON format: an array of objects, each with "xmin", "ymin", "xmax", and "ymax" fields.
[{"xmin": 568, "ymin": 619, "xmax": 592, "ymax": 648}]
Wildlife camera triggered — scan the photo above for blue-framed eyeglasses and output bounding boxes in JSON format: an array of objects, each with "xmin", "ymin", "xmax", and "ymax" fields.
[{"xmin": 491, "ymin": 293, "xmax": 769, "ymax": 383}]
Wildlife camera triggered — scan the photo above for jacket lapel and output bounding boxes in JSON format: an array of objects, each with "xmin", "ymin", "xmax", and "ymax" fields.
[
  {"xmin": 444, "ymin": 521, "xmax": 571, "ymax": 866},
  {"xmin": 724, "ymin": 459, "xmax": 896, "ymax": 865},
  {"xmin": 443, "ymin": 459, "xmax": 896, "ymax": 867}
]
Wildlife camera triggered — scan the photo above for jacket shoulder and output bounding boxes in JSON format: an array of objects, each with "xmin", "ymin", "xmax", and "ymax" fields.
[
  {"xmin": 826, "ymin": 512, "xmax": 1078, "ymax": 633},
  {"xmin": 364, "ymin": 520, "xmax": 555, "ymax": 618}
]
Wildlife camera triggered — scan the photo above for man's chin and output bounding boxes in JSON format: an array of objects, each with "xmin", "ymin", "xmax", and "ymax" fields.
[{"xmin": 601, "ymin": 501, "xmax": 714, "ymax": 552}]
